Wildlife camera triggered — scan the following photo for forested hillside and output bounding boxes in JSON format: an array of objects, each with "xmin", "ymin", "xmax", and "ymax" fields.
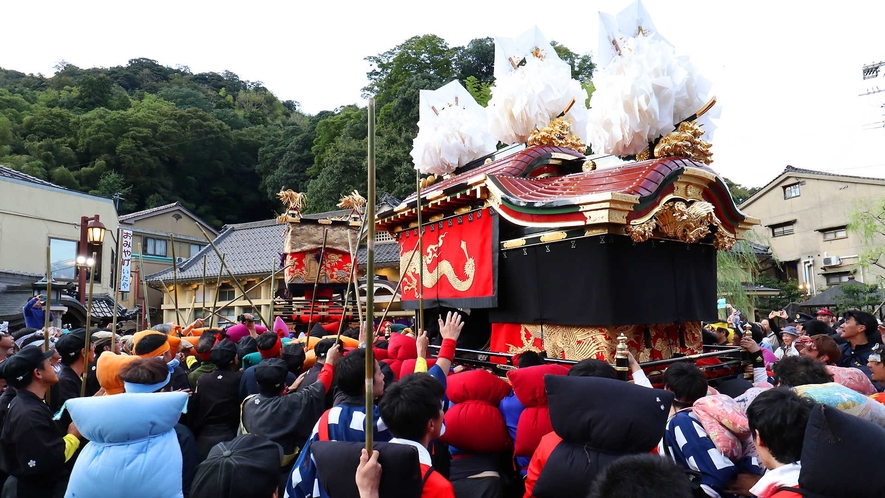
[{"xmin": 0, "ymin": 36, "xmax": 593, "ymax": 225}]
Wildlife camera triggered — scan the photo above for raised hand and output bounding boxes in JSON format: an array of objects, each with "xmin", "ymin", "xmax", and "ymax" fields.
[
  {"xmin": 416, "ymin": 330, "xmax": 429, "ymax": 359},
  {"xmin": 439, "ymin": 311, "xmax": 465, "ymax": 342}
]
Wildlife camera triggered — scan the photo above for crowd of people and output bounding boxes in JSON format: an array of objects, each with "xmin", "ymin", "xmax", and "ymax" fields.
[{"xmin": 0, "ymin": 295, "xmax": 884, "ymax": 498}]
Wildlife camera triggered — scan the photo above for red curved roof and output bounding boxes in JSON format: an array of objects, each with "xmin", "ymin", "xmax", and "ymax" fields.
[{"xmin": 488, "ymin": 156, "xmax": 709, "ymax": 207}]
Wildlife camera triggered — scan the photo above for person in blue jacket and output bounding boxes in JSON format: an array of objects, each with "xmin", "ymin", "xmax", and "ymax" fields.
[{"xmin": 23, "ymin": 295, "xmax": 53, "ymax": 329}]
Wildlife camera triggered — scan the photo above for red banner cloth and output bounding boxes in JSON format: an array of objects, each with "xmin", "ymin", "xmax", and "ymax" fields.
[{"xmin": 397, "ymin": 208, "xmax": 497, "ymax": 309}]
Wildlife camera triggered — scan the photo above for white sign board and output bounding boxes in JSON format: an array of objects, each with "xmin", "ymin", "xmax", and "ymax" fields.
[{"xmin": 120, "ymin": 230, "xmax": 133, "ymax": 292}]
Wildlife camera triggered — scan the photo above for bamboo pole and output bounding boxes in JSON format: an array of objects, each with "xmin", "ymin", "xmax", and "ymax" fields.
[
  {"xmin": 210, "ymin": 255, "xmax": 225, "ymax": 328},
  {"xmin": 210, "ymin": 262, "xmax": 296, "ymax": 320},
  {"xmin": 43, "ymin": 247, "xmax": 52, "ymax": 351},
  {"xmin": 347, "ymin": 228, "xmax": 366, "ymax": 324},
  {"xmin": 157, "ymin": 279, "xmax": 179, "ymax": 324},
  {"xmin": 365, "ymin": 97, "xmax": 376, "ymax": 449},
  {"xmin": 337, "ymin": 217, "xmax": 370, "ymax": 341},
  {"xmin": 138, "ymin": 244, "xmax": 151, "ymax": 329},
  {"xmin": 415, "ymin": 171, "xmax": 425, "ymax": 332},
  {"xmin": 204, "ymin": 309, "xmax": 236, "ymax": 325},
  {"xmin": 43, "ymin": 247, "xmax": 53, "ymax": 405},
  {"xmin": 81, "ymin": 251, "xmax": 97, "ymax": 397},
  {"xmin": 270, "ymin": 255, "xmax": 277, "ymax": 318},
  {"xmin": 110, "ymin": 228, "xmax": 123, "ymax": 353},
  {"xmin": 304, "ymin": 229, "xmax": 329, "ymax": 346},
  {"xmin": 185, "ymin": 296, "xmax": 196, "ymax": 324},
  {"xmin": 169, "ymin": 234, "xmax": 184, "ymax": 326},
  {"xmin": 374, "ymin": 247, "xmax": 417, "ymax": 333},
  {"xmin": 196, "ymin": 224, "xmax": 268, "ymax": 326},
  {"xmin": 337, "ymin": 231, "xmax": 359, "ymax": 342},
  {"xmin": 202, "ymin": 256, "xmax": 207, "ymax": 321}
]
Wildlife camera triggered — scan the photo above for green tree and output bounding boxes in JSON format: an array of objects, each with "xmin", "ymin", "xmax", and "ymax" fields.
[
  {"xmin": 157, "ymin": 87, "xmax": 211, "ymax": 111},
  {"xmin": 363, "ymin": 35, "xmax": 456, "ymax": 105},
  {"xmin": 724, "ymin": 177, "xmax": 761, "ymax": 205},
  {"xmin": 717, "ymin": 240, "xmax": 759, "ymax": 315},
  {"xmin": 453, "ymin": 37, "xmax": 495, "ymax": 85},
  {"xmin": 550, "ymin": 41, "xmax": 595, "ymax": 82},
  {"xmin": 464, "ymin": 76, "xmax": 492, "ymax": 107},
  {"xmin": 75, "ymin": 73, "xmax": 114, "ymax": 111},
  {"xmin": 835, "ymin": 281, "xmax": 881, "ymax": 313},
  {"xmin": 848, "ymin": 197, "xmax": 885, "ymax": 278},
  {"xmin": 755, "ymin": 277, "xmax": 804, "ymax": 312}
]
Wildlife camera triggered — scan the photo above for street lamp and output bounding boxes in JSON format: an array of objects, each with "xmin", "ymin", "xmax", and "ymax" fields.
[
  {"xmin": 78, "ymin": 215, "xmax": 106, "ymax": 304},
  {"xmin": 87, "ymin": 219, "xmax": 106, "ymax": 244}
]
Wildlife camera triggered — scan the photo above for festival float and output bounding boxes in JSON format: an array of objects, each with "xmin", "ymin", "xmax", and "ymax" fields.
[
  {"xmin": 273, "ymin": 189, "xmax": 365, "ymax": 333},
  {"xmin": 375, "ymin": 1, "xmax": 760, "ymax": 379}
]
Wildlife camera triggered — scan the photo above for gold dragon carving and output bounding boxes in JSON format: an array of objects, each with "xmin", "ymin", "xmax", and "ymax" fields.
[
  {"xmin": 527, "ymin": 116, "xmax": 587, "ymax": 153},
  {"xmin": 636, "ymin": 120, "xmax": 713, "ymax": 165},
  {"xmin": 626, "ymin": 200, "xmax": 736, "ymax": 250},
  {"xmin": 505, "ymin": 322, "xmax": 704, "ymax": 362},
  {"xmin": 400, "ymin": 232, "xmax": 477, "ymax": 293}
]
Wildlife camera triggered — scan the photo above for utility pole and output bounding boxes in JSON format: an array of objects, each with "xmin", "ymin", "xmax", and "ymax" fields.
[{"xmin": 861, "ymin": 61, "xmax": 885, "ymax": 130}]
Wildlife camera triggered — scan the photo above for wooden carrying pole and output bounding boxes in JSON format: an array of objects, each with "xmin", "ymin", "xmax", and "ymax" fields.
[
  {"xmin": 202, "ymin": 256, "xmax": 207, "ymax": 320},
  {"xmin": 43, "ymin": 247, "xmax": 53, "ymax": 405},
  {"xmin": 210, "ymin": 255, "xmax": 225, "ymax": 328},
  {"xmin": 337, "ymin": 231, "xmax": 358, "ymax": 342},
  {"xmin": 415, "ymin": 171, "xmax": 425, "ymax": 332},
  {"xmin": 110, "ymin": 228, "xmax": 124, "ymax": 353},
  {"xmin": 304, "ymin": 229, "xmax": 329, "ymax": 345},
  {"xmin": 373, "ymin": 247, "xmax": 417, "ymax": 333},
  {"xmin": 197, "ymin": 224, "xmax": 268, "ymax": 326},
  {"xmin": 365, "ymin": 97, "xmax": 376, "ymax": 449},
  {"xmin": 212, "ymin": 262, "xmax": 296, "ymax": 318},
  {"xmin": 138, "ymin": 244, "xmax": 151, "ymax": 329},
  {"xmin": 348, "ymin": 228, "xmax": 365, "ymax": 324},
  {"xmin": 169, "ymin": 234, "xmax": 184, "ymax": 325},
  {"xmin": 43, "ymin": 247, "xmax": 52, "ymax": 351},
  {"xmin": 81, "ymin": 251, "xmax": 97, "ymax": 397},
  {"xmin": 337, "ymin": 215, "xmax": 370, "ymax": 341}
]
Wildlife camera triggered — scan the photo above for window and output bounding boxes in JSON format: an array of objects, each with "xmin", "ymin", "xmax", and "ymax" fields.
[
  {"xmin": 826, "ymin": 273, "xmax": 852, "ymax": 285},
  {"xmin": 823, "ymin": 228, "xmax": 847, "ymax": 240},
  {"xmin": 771, "ymin": 224, "xmax": 794, "ymax": 237},
  {"xmin": 218, "ymin": 287, "xmax": 236, "ymax": 302},
  {"xmin": 189, "ymin": 244, "xmax": 205, "ymax": 257},
  {"xmin": 49, "ymin": 238, "xmax": 78, "ymax": 280},
  {"xmin": 783, "ymin": 183, "xmax": 801, "ymax": 199},
  {"xmin": 145, "ymin": 237, "xmax": 167, "ymax": 257}
]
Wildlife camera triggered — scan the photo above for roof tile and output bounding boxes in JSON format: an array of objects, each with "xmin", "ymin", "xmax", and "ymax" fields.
[{"xmin": 0, "ymin": 165, "xmax": 65, "ymax": 189}]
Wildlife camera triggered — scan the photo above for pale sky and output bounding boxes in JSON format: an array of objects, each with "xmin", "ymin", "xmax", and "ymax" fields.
[{"xmin": 3, "ymin": 0, "xmax": 884, "ymax": 187}]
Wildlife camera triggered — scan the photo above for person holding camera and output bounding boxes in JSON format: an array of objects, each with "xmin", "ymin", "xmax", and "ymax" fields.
[
  {"xmin": 23, "ymin": 295, "xmax": 54, "ymax": 330},
  {"xmin": 239, "ymin": 313, "xmax": 260, "ymax": 339}
]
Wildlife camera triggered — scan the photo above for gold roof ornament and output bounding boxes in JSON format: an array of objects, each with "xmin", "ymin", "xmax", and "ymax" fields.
[
  {"xmin": 419, "ymin": 174, "xmax": 437, "ymax": 190},
  {"xmin": 336, "ymin": 190, "xmax": 366, "ymax": 221},
  {"xmin": 277, "ymin": 189, "xmax": 305, "ymax": 222},
  {"xmin": 653, "ymin": 121, "xmax": 713, "ymax": 165},
  {"xmin": 527, "ymin": 115, "xmax": 587, "ymax": 154}
]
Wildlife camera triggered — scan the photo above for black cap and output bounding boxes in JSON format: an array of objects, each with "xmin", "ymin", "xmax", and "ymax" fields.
[
  {"xmin": 790, "ymin": 312, "xmax": 815, "ymax": 324},
  {"xmin": 0, "ymin": 347, "xmax": 55, "ymax": 382},
  {"xmin": 190, "ymin": 434, "xmax": 283, "ymax": 498},
  {"xmin": 254, "ymin": 358, "xmax": 288, "ymax": 388},
  {"xmin": 282, "ymin": 342, "xmax": 306, "ymax": 374},
  {"xmin": 209, "ymin": 339, "xmax": 238, "ymax": 367},
  {"xmin": 237, "ymin": 336, "xmax": 258, "ymax": 359},
  {"xmin": 314, "ymin": 338, "xmax": 336, "ymax": 359},
  {"xmin": 55, "ymin": 332, "xmax": 86, "ymax": 358}
]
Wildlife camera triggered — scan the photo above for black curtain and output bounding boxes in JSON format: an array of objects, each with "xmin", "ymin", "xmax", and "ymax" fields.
[{"xmin": 489, "ymin": 234, "xmax": 717, "ymax": 326}]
